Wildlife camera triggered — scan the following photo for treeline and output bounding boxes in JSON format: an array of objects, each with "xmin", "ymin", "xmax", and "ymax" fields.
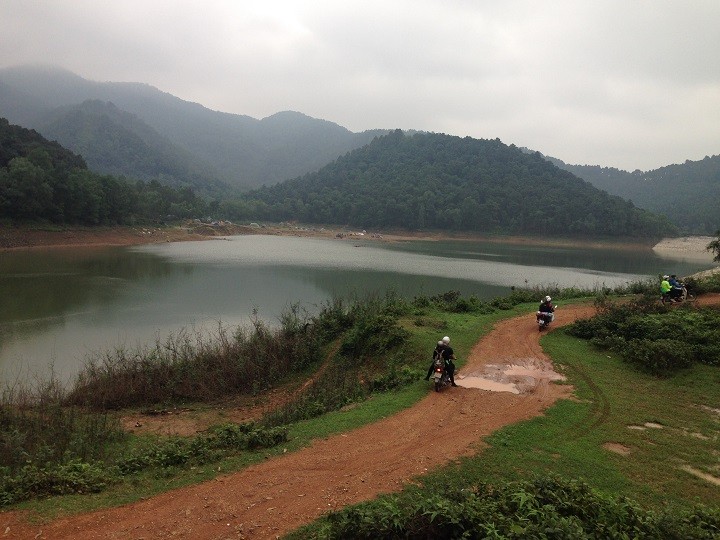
[
  {"xmin": 224, "ymin": 131, "xmax": 676, "ymax": 237},
  {"xmin": 0, "ymin": 118, "xmax": 212, "ymax": 225},
  {"xmin": 550, "ymin": 154, "xmax": 720, "ymax": 234}
]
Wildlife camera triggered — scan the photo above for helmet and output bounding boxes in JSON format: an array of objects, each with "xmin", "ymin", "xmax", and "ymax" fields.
[
  {"xmin": 437, "ymin": 340, "xmax": 444, "ymax": 347},
  {"xmin": 663, "ymin": 275, "xmax": 669, "ymax": 279},
  {"xmin": 545, "ymin": 296, "xmax": 551, "ymax": 302},
  {"xmin": 442, "ymin": 336, "xmax": 450, "ymax": 344}
]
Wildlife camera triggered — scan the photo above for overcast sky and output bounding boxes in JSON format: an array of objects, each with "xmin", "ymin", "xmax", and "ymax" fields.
[{"xmin": 1, "ymin": 0, "xmax": 719, "ymax": 171}]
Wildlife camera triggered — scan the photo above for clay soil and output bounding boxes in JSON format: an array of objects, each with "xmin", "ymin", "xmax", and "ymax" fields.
[
  {"xmin": 0, "ymin": 224, "xmax": 254, "ymax": 251},
  {"xmin": 1, "ymin": 304, "xmax": 597, "ymax": 540},
  {"xmin": 0, "ymin": 223, "xmax": 663, "ymax": 252}
]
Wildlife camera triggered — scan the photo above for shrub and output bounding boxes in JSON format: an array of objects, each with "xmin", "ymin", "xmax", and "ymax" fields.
[
  {"xmin": 568, "ymin": 301, "xmax": 720, "ymax": 374},
  {"xmin": 291, "ymin": 476, "xmax": 720, "ymax": 539},
  {"xmin": 116, "ymin": 422, "xmax": 289, "ymax": 475},
  {"xmin": 0, "ymin": 460, "xmax": 111, "ymax": 506},
  {"xmin": 623, "ymin": 339, "xmax": 694, "ymax": 374}
]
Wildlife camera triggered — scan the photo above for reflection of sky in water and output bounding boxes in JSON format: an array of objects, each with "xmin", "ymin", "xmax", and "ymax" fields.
[
  {"xmin": 0, "ymin": 236, "xmax": 715, "ymax": 382},
  {"xmin": 140, "ymin": 235, "xmax": 651, "ymax": 290}
]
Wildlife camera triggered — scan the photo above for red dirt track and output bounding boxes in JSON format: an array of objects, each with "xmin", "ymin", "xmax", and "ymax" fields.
[{"xmin": 1, "ymin": 304, "xmax": 602, "ymax": 539}]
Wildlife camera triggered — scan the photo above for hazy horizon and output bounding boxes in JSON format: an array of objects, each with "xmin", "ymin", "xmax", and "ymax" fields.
[{"xmin": 1, "ymin": 1, "xmax": 719, "ymax": 171}]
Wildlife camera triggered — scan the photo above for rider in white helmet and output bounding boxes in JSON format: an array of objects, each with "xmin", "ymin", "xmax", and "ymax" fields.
[
  {"xmin": 538, "ymin": 296, "xmax": 555, "ymax": 323},
  {"xmin": 424, "ymin": 337, "xmax": 457, "ymax": 386},
  {"xmin": 440, "ymin": 336, "xmax": 457, "ymax": 386}
]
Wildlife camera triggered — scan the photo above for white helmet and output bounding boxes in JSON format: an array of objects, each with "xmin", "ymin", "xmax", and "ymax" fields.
[
  {"xmin": 545, "ymin": 296, "xmax": 552, "ymax": 302},
  {"xmin": 663, "ymin": 275, "xmax": 669, "ymax": 279},
  {"xmin": 437, "ymin": 340, "xmax": 444, "ymax": 347},
  {"xmin": 442, "ymin": 336, "xmax": 450, "ymax": 344}
]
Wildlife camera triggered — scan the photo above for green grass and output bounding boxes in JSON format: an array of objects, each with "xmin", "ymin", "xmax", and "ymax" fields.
[{"xmin": 414, "ymin": 328, "xmax": 720, "ymax": 512}]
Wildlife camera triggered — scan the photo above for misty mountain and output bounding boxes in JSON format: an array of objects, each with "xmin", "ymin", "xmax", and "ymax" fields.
[
  {"xmin": 0, "ymin": 64, "xmax": 386, "ymax": 190},
  {"xmin": 38, "ymin": 100, "xmax": 229, "ymax": 196},
  {"xmin": 545, "ymin": 155, "xmax": 720, "ymax": 234},
  {"xmin": 232, "ymin": 130, "xmax": 675, "ymax": 238}
]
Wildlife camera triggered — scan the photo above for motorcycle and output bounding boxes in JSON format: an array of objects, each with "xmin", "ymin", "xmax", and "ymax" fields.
[
  {"xmin": 431, "ymin": 357, "xmax": 451, "ymax": 392},
  {"xmin": 661, "ymin": 285, "xmax": 693, "ymax": 304},
  {"xmin": 536, "ymin": 307, "xmax": 557, "ymax": 331}
]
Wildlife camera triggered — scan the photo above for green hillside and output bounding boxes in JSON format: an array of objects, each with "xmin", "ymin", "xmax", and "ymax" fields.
[
  {"xmin": 231, "ymin": 131, "xmax": 676, "ymax": 237},
  {"xmin": 0, "ymin": 117, "xmax": 209, "ymax": 225},
  {"xmin": 39, "ymin": 100, "xmax": 229, "ymax": 197},
  {"xmin": 548, "ymin": 155, "xmax": 720, "ymax": 234}
]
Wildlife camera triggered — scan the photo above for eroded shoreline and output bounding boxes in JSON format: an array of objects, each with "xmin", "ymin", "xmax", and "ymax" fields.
[{"xmin": 1, "ymin": 223, "xmax": 717, "ymax": 266}]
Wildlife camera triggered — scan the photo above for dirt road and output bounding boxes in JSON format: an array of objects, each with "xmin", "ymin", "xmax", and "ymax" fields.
[{"xmin": 0, "ymin": 303, "xmax": 598, "ymax": 539}]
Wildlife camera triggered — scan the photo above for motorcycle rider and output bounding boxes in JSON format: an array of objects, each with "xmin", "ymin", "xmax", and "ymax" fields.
[
  {"xmin": 537, "ymin": 296, "xmax": 555, "ymax": 325},
  {"xmin": 424, "ymin": 340, "xmax": 446, "ymax": 381},
  {"xmin": 440, "ymin": 336, "xmax": 458, "ymax": 387},
  {"xmin": 669, "ymin": 274, "xmax": 684, "ymax": 300},
  {"xmin": 660, "ymin": 275, "xmax": 672, "ymax": 301}
]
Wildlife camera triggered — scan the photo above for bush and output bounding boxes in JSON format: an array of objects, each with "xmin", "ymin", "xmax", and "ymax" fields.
[
  {"xmin": 116, "ymin": 422, "xmax": 288, "ymax": 475},
  {"xmin": 65, "ymin": 305, "xmax": 326, "ymax": 409},
  {"xmin": 568, "ymin": 301, "xmax": 720, "ymax": 375},
  {"xmin": 340, "ymin": 313, "xmax": 408, "ymax": 359},
  {"xmin": 290, "ymin": 476, "xmax": 720, "ymax": 539},
  {"xmin": 0, "ymin": 387, "xmax": 124, "ymax": 473},
  {"xmin": 623, "ymin": 339, "xmax": 694, "ymax": 374},
  {"xmin": 0, "ymin": 460, "xmax": 111, "ymax": 506}
]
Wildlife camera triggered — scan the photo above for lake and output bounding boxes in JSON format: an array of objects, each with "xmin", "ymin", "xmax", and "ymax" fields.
[{"xmin": 0, "ymin": 235, "xmax": 714, "ymax": 382}]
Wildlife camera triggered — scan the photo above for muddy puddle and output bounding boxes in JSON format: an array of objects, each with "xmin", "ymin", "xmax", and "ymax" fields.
[{"xmin": 457, "ymin": 359, "xmax": 565, "ymax": 394}]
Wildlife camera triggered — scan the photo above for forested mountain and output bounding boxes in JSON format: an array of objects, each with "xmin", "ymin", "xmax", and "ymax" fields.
[
  {"xmin": 0, "ymin": 118, "xmax": 210, "ymax": 224},
  {"xmin": 546, "ymin": 155, "xmax": 720, "ymax": 234},
  {"xmin": 38, "ymin": 100, "xmax": 228, "ymax": 197},
  {"xmin": 229, "ymin": 131, "xmax": 676, "ymax": 237},
  {"xmin": 0, "ymin": 65, "xmax": 386, "ymax": 190}
]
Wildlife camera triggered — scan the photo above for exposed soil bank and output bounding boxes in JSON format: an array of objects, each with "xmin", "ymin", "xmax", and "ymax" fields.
[
  {"xmin": 652, "ymin": 235, "xmax": 717, "ymax": 263},
  {"xmin": 0, "ymin": 222, "xmax": 674, "ymax": 252},
  {"xmin": 0, "ymin": 223, "xmax": 251, "ymax": 251}
]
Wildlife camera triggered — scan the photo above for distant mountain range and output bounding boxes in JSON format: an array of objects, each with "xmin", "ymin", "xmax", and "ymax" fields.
[
  {"xmin": 0, "ymin": 64, "xmax": 385, "ymax": 192},
  {"xmin": 1, "ymin": 64, "xmax": 717, "ymax": 234}
]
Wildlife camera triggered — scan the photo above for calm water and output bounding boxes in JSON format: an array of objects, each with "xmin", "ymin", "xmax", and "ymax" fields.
[{"xmin": 0, "ymin": 235, "xmax": 713, "ymax": 381}]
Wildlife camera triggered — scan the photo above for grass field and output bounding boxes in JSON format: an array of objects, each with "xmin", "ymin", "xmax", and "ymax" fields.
[{"xmin": 417, "ymin": 329, "xmax": 720, "ymax": 510}]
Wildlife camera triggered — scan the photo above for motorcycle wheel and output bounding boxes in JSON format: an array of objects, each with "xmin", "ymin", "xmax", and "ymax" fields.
[{"xmin": 434, "ymin": 381, "xmax": 441, "ymax": 392}]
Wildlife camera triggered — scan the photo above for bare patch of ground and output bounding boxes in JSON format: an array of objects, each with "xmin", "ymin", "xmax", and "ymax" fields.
[
  {"xmin": 679, "ymin": 465, "xmax": 720, "ymax": 487},
  {"xmin": 0, "ymin": 223, "xmax": 251, "ymax": 251},
  {"xmin": 603, "ymin": 442, "xmax": 632, "ymax": 456}
]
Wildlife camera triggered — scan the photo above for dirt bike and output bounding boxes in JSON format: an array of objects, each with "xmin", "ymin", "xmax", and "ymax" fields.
[
  {"xmin": 536, "ymin": 308, "xmax": 556, "ymax": 331},
  {"xmin": 431, "ymin": 357, "xmax": 451, "ymax": 392}
]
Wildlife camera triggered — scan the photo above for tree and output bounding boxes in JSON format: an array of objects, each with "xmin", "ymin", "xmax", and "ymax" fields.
[{"xmin": 707, "ymin": 230, "xmax": 720, "ymax": 262}]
